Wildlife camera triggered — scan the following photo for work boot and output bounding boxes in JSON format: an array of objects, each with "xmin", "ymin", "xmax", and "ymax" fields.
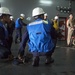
[
  {"xmin": 8, "ymin": 54, "xmax": 14, "ymax": 61},
  {"xmin": 32, "ymin": 56, "xmax": 39, "ymax": 67},
  {"xmin": 45, "ymin": 57, "xmax": 54, "ymax": 65},
  {"xmin": 18, "ymin": 54, "xmax": 25, "ymax": 64},
  {"xmin": 18, "ymin": 54, "xmax": 31, "ymax": 64},
  {"xmin": 12, "ymin": 57, "xmax": 20, "ymax": 65}
]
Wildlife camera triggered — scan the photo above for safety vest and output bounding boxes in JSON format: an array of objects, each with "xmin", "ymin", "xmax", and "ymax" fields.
[
  {"xmin": 27, "ymin": 18, "xmax": 54, "ymax": 53},
  {"xmin": 15, "ymin": 18, "xmax": 22, "ymax": 28},
  {"xmin": 53, "ymin": 20, "xmax": 59, "ymax": 30}
]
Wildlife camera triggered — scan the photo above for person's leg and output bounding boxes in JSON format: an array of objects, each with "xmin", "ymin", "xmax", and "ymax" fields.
[
  {"xmin": 7, "ymin": 36, "xmax": 14, "ymax": 60},
  {"xmin": 19, "ymin": 28, "xmax": 22, "ymax": 42},
  {"xmin": 67, "ymin": 29, "xmax": 74, "ymax": 46},
  {"xmin": 18, "ymin": 30, "xmax": 29, "ymax": 59},
  {"xmin": 15, "ymin": 29, "xmax": 19, "ymax": 43},
  {"xmin": 32, "ymin": 52, "xmax": 40, "ymax": 67},
  {"xmin": 0, "ymin": 44, "xmax": 12, "ymax": 59},
  {"xmin": 14, "ymin": 30, "xmax": 29, "ymax": 64},
  {"xmin": 45, "ymin": 50, "xmax": 54, "ymax": 65}
]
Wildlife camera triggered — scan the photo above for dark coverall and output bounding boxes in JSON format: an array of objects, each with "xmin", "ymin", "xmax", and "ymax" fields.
[
  {"xmin": 7, "ymin": 20, "xmax": 15, "ymax": 51},
  {"xmin": 13, "ymin": 20, "xmax": 57, "ymax": 66},
  {"xmin": 18, "ymin": 19, "xmax": 57, "ymax": 62},
  {"xmin": 0, "ymin": 21, "xmax": 11, "ymax": 59}
]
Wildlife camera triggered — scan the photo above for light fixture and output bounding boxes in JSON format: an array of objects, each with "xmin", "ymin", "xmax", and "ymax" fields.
[
  {"xmin": 39, "ymin": 0, "xmax": 53, "ymax": 6},
  {"xmin": 0, "ymin": 0, "xmax": 4, "ymax": 2},
  {"xmin": 56, "ymin": 6, "xmax": 71, "ymax": 13}
]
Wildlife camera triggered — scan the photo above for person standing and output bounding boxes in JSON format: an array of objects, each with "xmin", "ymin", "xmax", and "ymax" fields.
[
  {"xmin": 0, "ymin": 7, "xmax": 13, "ymax": 59},
  {"xmin": 6, "ymin": 16, "xmax": 15, "ymax": 52},
  {"xmin": 15, "ymin": 14, "xmax": 26, "ymax": 43},
  {"xmin": 67, "ymin": 13, "xmax": 74, "ymax": 47},
  {"xmin": 53, "ymin": 16, "xmax": 59, "ymax": 31}
]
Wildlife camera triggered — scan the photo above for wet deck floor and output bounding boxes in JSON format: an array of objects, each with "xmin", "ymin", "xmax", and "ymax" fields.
[{"xmin": 0, "ymin": 40, "xmax": 75, "ymax": 75}]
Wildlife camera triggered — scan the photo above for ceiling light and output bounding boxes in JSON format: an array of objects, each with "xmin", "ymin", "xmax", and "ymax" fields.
[
  {"xmin": 0, "ymin": 0, "xmax": 4, "ymax": 2},
  {"xmin": 39, "ymin": 0, "xmax": 53, "ymax": 5}
]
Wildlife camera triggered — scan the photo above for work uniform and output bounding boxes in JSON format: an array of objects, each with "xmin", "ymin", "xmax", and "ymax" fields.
[
  {"xmin": 15, "ymin": 18, "xmax": 26, "ymax": 43},
  {"xmin": 67, "ymin": 19, "xmax": 74, "ymax": 46},
  {"xmin": 53, "ymin": 20, "xmax": 59, "ymax": 31},
  {"xmin": 0, "ymin": 21, "xmax": 11, "ymax": 59},
  {"xmin": 18, "ymin": 19, "xmax": 55, "ymax": 57},
  {"xmin": 27, "ymin": 18, "xmax": 54, "ymax": 56},
  {"xmin": 51, "ymin": 19, "xmax": 59, "ymax": 45},
  {"xmin": 7, "ymin": 20, "xmax": 15, "ymax": 51}
]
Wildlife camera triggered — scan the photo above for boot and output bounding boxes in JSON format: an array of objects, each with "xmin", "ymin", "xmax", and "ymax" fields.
[
  {"xmin": 32, "ymin": 56, "xmax": 39, "ymax": 67},
  {"xmin": 18, "ymin": 54, "xmax": 31, "ymax": 64},
  {"xmin": 45, "ymin": 56, "xmax": 54, "ymax": 65},
  {"xmin": 8, "ymin": 54, "xmax": 14, "ymax": 61}
]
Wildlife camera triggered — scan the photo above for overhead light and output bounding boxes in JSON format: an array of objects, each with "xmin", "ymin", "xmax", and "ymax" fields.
[
  {"xmin": 0, "ymin": 0, "xmax": 4, "ymax": 2},
  {"xmin": 39, "ymin": 0, "xmax": 53, "ymax": 6}
]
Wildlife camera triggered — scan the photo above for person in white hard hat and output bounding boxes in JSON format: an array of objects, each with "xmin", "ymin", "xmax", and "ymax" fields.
[
  {"xmin": 26, "ymin": 7, "xmax": 54, "ymax": 67},
  {"xmin": 51, "ymin": 15, "xmax": 59, "ymax": 46},
  {"xmin": 15, "ymin": 13, "xmax": 27, "ymax": 44},
  {"xmin": 7, "ymin": 15, "xmax": 15, "ymax": 53},
  {"xmin": 9, "ymin": 16, "xmax": 15, "ymax": 31},
  {"xmin": 52, "ymin": 15, "xmax": 59, "ymax": 30},
  {"xmin": 10, "ymin": 16, "xmax": 14, "ymax": 21},
  {"xmin": 20, "ymin": 14, "xmax": 25, "ymax": 19},
  {"xmin": 44, "ymin": 13, "xmax": 48, "ymax": 20},
  {"xmin": 54, "ymin": 16, "xmax": 59, "ymax": 20},
  {"xmin": 0, "ymin": 7, "xmax": 14, "ymax": 59},
  {"xmin": 13, "ymin": 8, "xmax": 55, "ymax": 65}
]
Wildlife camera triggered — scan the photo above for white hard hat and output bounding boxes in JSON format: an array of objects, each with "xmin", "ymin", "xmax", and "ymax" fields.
[
  {"xmin": 54, "ymin": 16, "xmax": 59, "ymax": 20},
  {"xmin": 44, "ymin": 13, "xmax": 48, "ymax": 16},
  {"xmin": 10, "ymin": 16, "xmax": 13, "ymax": 19},
  {"xmin": 0, "ymin": 7, "xmax": 11, "ymax": 15},
  {"xmin": 20, "ymin": 13, "xmax": 25, "ymax": 17},
  {"xmin": 32, "ymin": 7, "xmax": 45, "ymax": 17}
]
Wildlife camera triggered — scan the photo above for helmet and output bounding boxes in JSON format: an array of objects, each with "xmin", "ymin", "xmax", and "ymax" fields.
[
  {"xmin": 0, "ymin": 7, "xmax": 11, "ymax": 15},
  {"xmin": 32, "ymin": 7, "xmax": 45, "ymax": 17},
  {"xmin": 20, "ymin": 13, "xmax": 25, "ymax": 17},
  {"xmin": 54, "ymin": 16, "xmax": 59, "ymax": 20},
  {"xmin": 10, "ymin": 16, "xmax": 13, "ymax": 19},
  {"xmin": 44, "ymin": 13, "xmax": 48, "ymax": 16},
  {"xmin": 10, "ymin": 16, "xmax": 14, "ymax": 20}
]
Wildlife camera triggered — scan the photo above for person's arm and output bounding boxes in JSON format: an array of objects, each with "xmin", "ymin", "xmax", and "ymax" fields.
[
  {"xmin": 66, "ymin": 19, "xmax": 70, "ymax": 28},
  {"xmin": 19, "ymin": 19, "xmax": 27, "ymax": 26}
]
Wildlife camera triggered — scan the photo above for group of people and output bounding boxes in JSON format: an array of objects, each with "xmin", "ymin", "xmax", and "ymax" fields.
[{"xmin": 0, "ymin": 6, "xmax": 59, "ymax": 67}]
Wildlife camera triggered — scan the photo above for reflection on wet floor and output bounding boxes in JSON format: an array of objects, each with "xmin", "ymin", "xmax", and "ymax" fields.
[{"xmin": 0, "ymin": 41, "xmax": 75, "ymax": 75}]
